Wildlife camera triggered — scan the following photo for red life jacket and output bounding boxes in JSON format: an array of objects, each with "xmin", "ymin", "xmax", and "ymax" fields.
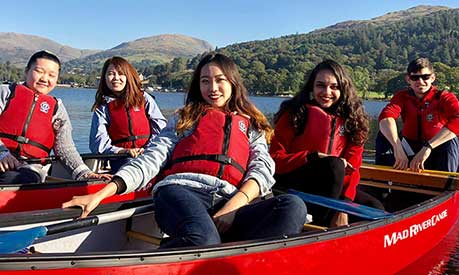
[
  {"xmin": 107, "ymin": 99, "xmax": 151, "ymax": 148},
  {"xmin": 163, "ymin": 109, "xmax": 250, "ymax": 187},
  {"xmin": 398, "ymin": 88, "xmax": 447, "ymax": 145},
  {"xmin": 0, "ymin": 84, "xmax": 57, "ymax": 158},
  {"xmin": 293, "ymin": 104, "xmax": 347, "ymax": 157}
]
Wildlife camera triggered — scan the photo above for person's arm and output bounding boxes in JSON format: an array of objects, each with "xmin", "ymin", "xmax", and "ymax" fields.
[
  {"xmin": 213, "ymin": 127, "xmax": 275, "ymax": 232},
  {"xmin": 442, "ymin": 93, "xmax": 459, "ymax": 136},
  {"xmin": 410, "ymin": 92, "xmax": 459, "ymax": 172},
  {"xmin": 212, "ymin": 178, "xmax": 260, "ymax": 233},
  {"xmin": 409, "ymin": 127, "xmax": 457, "ymax": 172},
  {"xmin": 0, "ymin": 85, "xmax": 19, "ymax": 171},
  {"xmin": 379, "ymin": 117, "xmax": 408, "ymax": 170},
  {"xmin": 63, "ymin": 116, "xmax": 180, "ymax": 218},
  {"xmin": 243, "ymin": 128, "xmax": 276, "ymax": 196},
  {"xmin": 341, "ymin": 143, "xmax": 364, "ymax": 201},
  {"xmin": 53, "ymin": 100, "xmax": 110, "ymax": 180},
  {"xmin": 378, "ymin": 92, "xmax": 410, "ymax": 170},
  {"xmin": 144, "ymin": 92, "xmax": 167, "ymax": 139},
  {"xmin": 269, "ymin": 113, "xmax": 309, "ymax": 174},
  {"xmin": 62, "ymin": 181, "xmax": 118, "ymax": 218},
  {"xmin": 115, "ymin": 114, "xmax": 179, "ymax": 194},
  {"xmin": 0, "ymin": 150, "xmax": 19, "ymax": 172},
  {"xmin": 89, "ymin": 104, "xmax": 125, "ymax": 154}
]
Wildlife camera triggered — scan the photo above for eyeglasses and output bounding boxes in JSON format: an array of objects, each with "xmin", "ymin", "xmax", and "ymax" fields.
[{"xmin": 408, "ymin": 74, "xmax": 432, "ymax": 81}]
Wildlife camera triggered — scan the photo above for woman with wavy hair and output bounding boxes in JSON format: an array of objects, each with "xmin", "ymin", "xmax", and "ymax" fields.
[
  {"xmin": 89, "ymin": 56, "xmax": 166, "ymax": 172},
  {"xmin": 270, "ymin": 59, "xmax": 379, "ymax": 227},
  {"xmin": 64, "ymin": 53, "xmax": 306, "ymax": 248}
]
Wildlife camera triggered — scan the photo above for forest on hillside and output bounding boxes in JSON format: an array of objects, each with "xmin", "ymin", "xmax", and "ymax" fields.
[{"xmin": 147, "ymin": 9, "xmax": 459, "ymax": 98}]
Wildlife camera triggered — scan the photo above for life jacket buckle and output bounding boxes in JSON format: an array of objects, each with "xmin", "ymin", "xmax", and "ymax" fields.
[{"xmin": 16, "ymin": 136, "xmax": 29, "ymax": 144}]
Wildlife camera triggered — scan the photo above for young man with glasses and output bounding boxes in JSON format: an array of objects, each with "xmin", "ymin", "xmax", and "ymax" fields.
[{"xmin": 376, "ymin": 57, "xmax": 459, "ymax": 172}]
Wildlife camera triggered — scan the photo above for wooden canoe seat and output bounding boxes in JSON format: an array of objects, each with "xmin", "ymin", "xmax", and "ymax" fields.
[
  {"xmin": 127, "ymin": 230, "xmax": 161, "ymax": 246},
  {"xmin": 360, "ymin": 164, "xmax": 459, "ymax": 191}
]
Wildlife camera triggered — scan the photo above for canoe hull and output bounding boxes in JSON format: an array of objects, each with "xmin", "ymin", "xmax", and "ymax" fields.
[
  {"xmin": 0, "ymin": 181, "xmax": 150, "ymax": 214},
  {"xmin": 0, "ymin": 154, "xmax": 152, "ymax": 214},
  {"xmin": 1, "ymin": 191, "xmax": 458, "ymax": 275}
]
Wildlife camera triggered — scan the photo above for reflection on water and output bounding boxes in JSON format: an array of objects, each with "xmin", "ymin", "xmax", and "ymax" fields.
[{"xmin": 396, "ymin": 220, "xmax": 459, "ymax": 275}]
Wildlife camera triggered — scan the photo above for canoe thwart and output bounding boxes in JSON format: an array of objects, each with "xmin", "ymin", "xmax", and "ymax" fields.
[{"xmin": 360, "ymin": 164, "xmax": 459, "ymax": 190}]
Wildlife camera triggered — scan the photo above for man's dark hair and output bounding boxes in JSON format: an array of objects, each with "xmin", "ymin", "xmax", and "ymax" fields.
[
  {"xmin": 407, "ymin": 57, "xmax": 434, "ymax": 74},
  {"xmin": 26, "ymin": 50, "xmax": 61, "ymax": 72}
]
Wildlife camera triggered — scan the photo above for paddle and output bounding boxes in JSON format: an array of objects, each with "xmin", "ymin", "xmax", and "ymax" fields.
[
  {"xmin": 288, "ymin": 189, "xmax": 393, "ymax": 220},
  {"xmin": 23, "ymin": 153, "xmax": 131, "ymax": 165},
  {"xmin": 0, "ymin": 203, "xmax": 154, "ymax": 254}
]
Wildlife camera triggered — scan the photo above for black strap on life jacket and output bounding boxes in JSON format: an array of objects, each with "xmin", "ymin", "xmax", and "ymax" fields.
[
  {"xmin": 0, "ymin": 133, "xmax": 52, "ymax": 153},
  {"xmin": 112, "ymin": 135, "xmax": 151, "ymax": 145},
  {"xmin": 167, "ymin": 154, "xmax": 246, "ymax": 175}
]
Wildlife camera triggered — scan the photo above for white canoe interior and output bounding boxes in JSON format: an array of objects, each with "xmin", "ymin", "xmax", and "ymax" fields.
[
  {"xmin": 1, "ymin": 210, "xmax": 162, "ymax": 254},
  {"xmin": 48, "ymin": 157, "xmax": 108, "ymax": 180}
]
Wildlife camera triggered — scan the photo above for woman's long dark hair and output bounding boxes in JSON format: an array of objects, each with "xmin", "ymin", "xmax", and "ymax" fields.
[
  {"xmin": 274, "ymin": 60, "xmax": 369, "ymax": 145},
  {"xmin": 176, "ymin": 53, "xmax": 273, "ymax": 141},
  {"xmin": 92, "ymin": 56, "xmax": 145, "ymax": 111}
]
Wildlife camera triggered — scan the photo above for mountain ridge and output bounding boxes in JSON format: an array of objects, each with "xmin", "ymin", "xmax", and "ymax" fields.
[
  {"xmin": 312, "ymin": 5, "xmax": 453, "ymax": 34},
  {"xmin": 0, "ymin": 33, "xmax": 213, "ymax": 68},
  {"xmin": 0, "ymin": 32, "xmax": 99, "ymax": 66}
]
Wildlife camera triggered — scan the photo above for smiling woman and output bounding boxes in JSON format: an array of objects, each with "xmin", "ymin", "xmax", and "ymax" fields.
[
  {"xmin": 269, "ymin": 59, "xmax": 377, "ymax": 227},
  {"xmin": 89, "ymin": 56, "xmax": 167, "ymax": 172}
]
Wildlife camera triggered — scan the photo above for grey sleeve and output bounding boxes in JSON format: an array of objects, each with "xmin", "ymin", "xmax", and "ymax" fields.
[
  {"xmin": 0, "ymin": 85, "xmax": 11, "ymax": 150},
  {"xmin": 0, "ymin": 85, "xmax": 11, "ymax": 113},
  {"xmin": 52, "ymin": 99, "xmax": 91, "ymax": 179},
  {"xmin": 116, "ymin": 115, "xmax": 179, "ymax": 194},
  {"xmin": 243, "ymin": 127, "xmax": 276, "ymax": 196}
]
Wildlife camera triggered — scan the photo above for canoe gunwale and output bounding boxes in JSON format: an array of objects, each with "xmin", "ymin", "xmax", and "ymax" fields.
[
  {"xmin": 0, "ymin": 198, "xmax": 154, "ymax": 228},
  {"xmin": 0, "ymin": 179, "xmax": 106, "ymax": 191},
  {"xmin": 0, "ymin": 191, "xmax": 455, "ymax": 271}
]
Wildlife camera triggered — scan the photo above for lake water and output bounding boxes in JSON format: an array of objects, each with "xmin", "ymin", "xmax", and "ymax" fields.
[
  {"xmin": 53, "ymin": 88, "xmax": 458, "ymax": 274},
  {"xmin": 55, "ymin": 88, "xmax": 386, "ymax": 153}
]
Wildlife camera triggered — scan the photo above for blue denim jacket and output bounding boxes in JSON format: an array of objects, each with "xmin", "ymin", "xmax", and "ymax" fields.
[{"xmin": 116, "ymin": 113, "xmax": 275, "ymax": 198}]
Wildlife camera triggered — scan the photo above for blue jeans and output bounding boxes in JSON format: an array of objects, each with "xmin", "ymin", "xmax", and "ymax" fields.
[
  {"xmin": 109, "ymin": 157, "xmax": 130, "ymax": 173},
  {"xmin": 153, "ymin": 184, "xmax": 307, "ymax": 248},
  {"xmin": 0, "ymin": 168, "xmax": 41, "ymax": 184},
  {"xmin": 375, "ymin": 132, "xmax": 459, "ymax": 172}
]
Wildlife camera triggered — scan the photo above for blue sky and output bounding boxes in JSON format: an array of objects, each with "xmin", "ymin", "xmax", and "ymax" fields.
[{"xmin": 2, "ymin": 0, "xmax": 459, "ymax": 50}]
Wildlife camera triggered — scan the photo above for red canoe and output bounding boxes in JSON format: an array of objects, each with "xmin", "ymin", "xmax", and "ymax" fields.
[{"xmin": 0, "ymin": 183, "xmax": 457, "ymax": 274}]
